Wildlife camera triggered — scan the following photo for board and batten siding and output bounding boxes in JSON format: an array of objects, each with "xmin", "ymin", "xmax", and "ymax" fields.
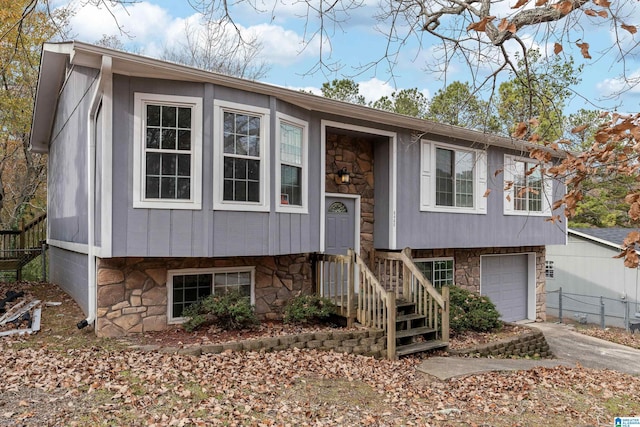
[
  {"xmin": 48, "ymin": 65, "xmax": 99, "ymax": 245},
  {"xmin": 49, "ymin": 246, "xmax": 89, "ymax": 315},
  {"xmin": 396, "ymin": 137, "xmax": 566, "ymax": 249},
  {"xmin": 110, "ymin": 76, "xmax": 320, "ymax": 258}
]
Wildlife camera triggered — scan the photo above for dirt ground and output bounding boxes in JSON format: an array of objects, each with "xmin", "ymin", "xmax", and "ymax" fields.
[{"xmin": 2, "ymin": 282, "xmax": 640, "ymax": 426}]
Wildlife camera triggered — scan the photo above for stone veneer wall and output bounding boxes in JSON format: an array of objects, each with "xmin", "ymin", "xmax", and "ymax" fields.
[
  {"xmin": 325, "ymin": 133, "xmax": 374, "ymax": 263},
  {"xmin": 412, "ymin": 246, "xmax": 547, "ymax": 321},
  {"xmin": 95, "ymin": 254, "xmax": 313, "ymax": 337}
]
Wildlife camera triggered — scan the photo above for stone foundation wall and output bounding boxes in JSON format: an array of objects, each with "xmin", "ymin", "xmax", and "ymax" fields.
[
  {"xmin": 413, "ymin": 246, "xmax": 546, "ymax": 321},
  {"xmin": 326, "ymin": 133, "xmax": 374, "ymax": 262},
  {"xmin": 96, "ymin": 254, "xmax": 313, "ymax": 337}
]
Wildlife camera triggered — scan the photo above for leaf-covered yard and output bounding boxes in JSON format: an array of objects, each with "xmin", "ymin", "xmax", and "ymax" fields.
[{"xmin": 1, "ymin": 282, "xmax": 640, "ymax": 426}]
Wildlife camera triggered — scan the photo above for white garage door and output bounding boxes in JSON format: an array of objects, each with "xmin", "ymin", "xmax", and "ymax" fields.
[{"xmin": 481, "ymin": 255, "xmax": 528, "ymax": 322}]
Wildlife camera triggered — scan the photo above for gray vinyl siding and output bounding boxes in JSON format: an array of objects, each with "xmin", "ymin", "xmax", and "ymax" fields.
[
  {"xmin": 396, "ymin": 136, "xmax": 566, "ymax": 249},
  {"xmin": 110, "ymin": 76, "xmax": 319, "ymax": 257},
  {"xmin": 47, "ymin": 65, "xmax": 99, "ymax": 245},
  {"xmin": 49, "ymin": 246, "xmax": 89, "ymax": 316}
]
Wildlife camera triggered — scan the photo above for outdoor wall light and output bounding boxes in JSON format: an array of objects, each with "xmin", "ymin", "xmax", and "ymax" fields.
[{"xmin": 337, "ymin": 167, "xmax": 350, "ymax": 184}]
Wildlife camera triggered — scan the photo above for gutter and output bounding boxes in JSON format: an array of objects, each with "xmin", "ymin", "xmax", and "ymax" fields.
[{"xmin": 78, "ymin": 55, "xmax": 112, "ymax": 330}]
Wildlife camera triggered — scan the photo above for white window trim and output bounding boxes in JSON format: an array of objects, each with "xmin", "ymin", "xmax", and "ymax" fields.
[
  {"xmin": 276, "ymin": 112, "xmax": 308, "ymax": 214},
  {"xmin": 414, "ymin": 257, "xmax": 455, "ymax": 286},
  {"xmin": 503, "ymin": 154, "xmax": 553, "ymax": 216},
  {"xmin": 420, "ymin": 139, "xmax": 487, "ymax": 214},
  {"xmin": 133, "ymin": 93, "xmax": 203, "ymax": 210},
  {"xmin": 167, "ymin": 266, "xmax": 256, "ymax": 324},
  {"xmin": 213, "ymin": 100, "xmax": 270, "ymax": 212}
]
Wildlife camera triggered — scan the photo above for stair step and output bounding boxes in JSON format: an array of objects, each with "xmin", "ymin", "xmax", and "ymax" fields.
[
  {"xmin": 395, "ymin": 326, "xmax": 436, "ymax": 339},
  {"xmin": 396, "ymin": 340, "xmax": 448, "ymax": 357},
  {"xmin": 395, "ymin": 299, "xmax": 416, "ymax": 309},
  {"xmin": 396, "ymin": 313, "xmax": 425, "ymax": 323}
]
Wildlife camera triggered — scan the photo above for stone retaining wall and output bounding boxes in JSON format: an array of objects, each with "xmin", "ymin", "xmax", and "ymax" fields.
[
  {"xmin": 449, "ymin": 327, "xmax": 551, "ymax": 358},
  {"xmin": 132, "ymin": 328, "xmax": 388, "ymax": 358}
]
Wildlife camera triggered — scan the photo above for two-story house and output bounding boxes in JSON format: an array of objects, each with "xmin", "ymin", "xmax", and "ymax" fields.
[{"xmin": 30, "ymin": 41, "xmax": 565, "ymax": 351}]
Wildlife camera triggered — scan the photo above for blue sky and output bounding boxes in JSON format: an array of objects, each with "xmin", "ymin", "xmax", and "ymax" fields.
[{"xmin": 57, "ymin": 0, "xmax": 640, "ymax": 116}]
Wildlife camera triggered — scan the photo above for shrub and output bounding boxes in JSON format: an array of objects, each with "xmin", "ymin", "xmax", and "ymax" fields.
[
  {"xmin": 182, "ymin": 291, "xmax": 259, "ymax": 332},
  {"xmin": 283, "ymin": 294, "xmax": 336, "ymax": 324},
  {"xmin": 448, "ymin": 285, "xmax": 502, "ymax": 335}
]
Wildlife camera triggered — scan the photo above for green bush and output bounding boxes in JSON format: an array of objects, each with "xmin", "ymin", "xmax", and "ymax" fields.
[
  {"xmin": 182, "ymin": 291, "xmax": 259, "ymax": 332},
  {"xmin": 283, "ymin": 294, "xmax": 336, "ymax": 324},
  {"xmin": 448, "ymin": 286, "xmax": 502, "ymax": 335}
]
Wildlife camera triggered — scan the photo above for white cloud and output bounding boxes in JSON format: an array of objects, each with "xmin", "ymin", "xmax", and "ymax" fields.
[
  {"xmin": 66, "ymin": 1, "xmax": 173, "ymax": 47},
  {"xmin": 597, "ymin": 70, "xmax": 640, "ymax": 97},
  {"xmin": 358, "ymin": 78, "xmax": 395, "ymax": 102},
  {"xmin": 245, "ymin": 24, "xmax": 323, "ymax": 66}
]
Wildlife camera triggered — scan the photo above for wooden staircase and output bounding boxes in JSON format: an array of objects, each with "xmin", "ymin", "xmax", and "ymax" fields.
[
  {"xmin": 0, "ymin": 214, "xmax": 47, "ymax": 280},
  {"xmin": 394, "ymin": 298, "xmax": 447, "ymax": 357},
  {"xmin": 314, "ymin": 247, "xmax": 449, "ymax": 359}
]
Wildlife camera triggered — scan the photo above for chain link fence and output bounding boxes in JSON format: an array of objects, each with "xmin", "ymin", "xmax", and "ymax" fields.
[{"xmin": 546, "ymin": 287, "xmax": 640, "ymax": 330}]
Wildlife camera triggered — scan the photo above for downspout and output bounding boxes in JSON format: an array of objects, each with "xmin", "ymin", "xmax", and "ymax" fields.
[{"xmin": 78, "ymin": 55, "xmax": 112, "ymax": 329}]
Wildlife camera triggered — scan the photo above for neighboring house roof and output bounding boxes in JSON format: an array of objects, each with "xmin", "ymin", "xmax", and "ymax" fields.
[
  {"xmin": 570, "ymin": 228, "xmax": 640, "ymax": 251},
  {"xmin": 30, "ymin": 40, "xmax": 566, "ymax": 156}
]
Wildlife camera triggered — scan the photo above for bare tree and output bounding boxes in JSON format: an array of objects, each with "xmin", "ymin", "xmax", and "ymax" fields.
[{"xmin": 161, "ymin": 20, "xmax": 270, "ymax": 80}]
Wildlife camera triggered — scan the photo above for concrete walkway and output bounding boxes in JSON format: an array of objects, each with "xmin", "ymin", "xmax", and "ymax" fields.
[{"xmin": 417, "ymin": 322, "xmax": 640, "ymax": 380}]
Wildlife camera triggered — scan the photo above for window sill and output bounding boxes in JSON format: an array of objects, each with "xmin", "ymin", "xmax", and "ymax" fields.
[
  {"xmin": 133, "ymin": 200, "xmax": 202, "ymax": 210},
  {"xmin": 503, "ymin": 211, "xmax": 550, "ymax": 217},
  {"xmin": 213, "ymin": 201, "xmax": 270, "ymax": 212},
  {"xmin": 420, "ymin": 206, "xmax": 485, "ymax": 215},
  {"xmin": 276, "ymin": 205, "xmax": 309, "ymax": 214}
]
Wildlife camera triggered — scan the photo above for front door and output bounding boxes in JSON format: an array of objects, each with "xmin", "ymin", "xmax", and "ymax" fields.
[
  {"xmin": 323, "ymin": 196, "xmax": 357, "ymax": 298},
  {"xmin": 325, "ymin": 196, "xmax": 356, "ymax": 255}
]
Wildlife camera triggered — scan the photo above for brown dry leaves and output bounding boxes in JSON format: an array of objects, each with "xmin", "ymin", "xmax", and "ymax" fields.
[
  {"xmin": 3, "ymin": 282, "xmax": 640, "ymax": 426},
  {"xmin": 577, "ymin": 325, "xmax": 640, "ymax": 350},
  {"xmin": 2, "ymin": 336, "xmax": 640, "ymax": 426}
]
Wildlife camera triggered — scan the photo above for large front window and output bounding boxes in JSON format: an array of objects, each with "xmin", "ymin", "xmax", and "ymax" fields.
[
  {"xmin": 513, "ymin": 160, "xmax": 543, "ymax": 212},
  {"xmin": 503, "ymin": 154, "xmax": 552, "ymax": 216},
  {"xmin": 134, "ymin": 93, "xmax": 202, "ymax": 209},
  {"xmin": 436, "ymin": 148, "xmax": 474, "ymax": 208},
  {"xmin": 168, "ymin": 267, "xmax": 255, "ymax": 322},
  {"xmin": 420, "ymin": 140, "xmax": 487, "ymax": 214},
  {"xmin": 145, "ymin": 104, "xmax": 192, "ymax": 200},
  {"xmin": 223, "ymin": 111, "xmax": 261, "ymax": 202},
  {"xmin": 214, "ymin": 100, "xmax": 270, "ymax": 211}
]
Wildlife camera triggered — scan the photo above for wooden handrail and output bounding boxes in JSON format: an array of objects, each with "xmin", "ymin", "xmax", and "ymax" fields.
[
  {"xmin": 314, "ymin": 250, "xmax": 397, "ymax": 359},
  {"xmin": 354, "ymin": 252, "xmax": 396, "ymax": 359},
  {"xmin": 20, "ymin": 213, "xmax": 47, "ymax": 250},
  {"xmin": 0, "ymin": 214, "xmax": 46, "ymax": 255},
  {"xmin": 374, "ymin": 248, "xmax": 449, "ymax": 344},
  {"xmin": 314, "ymin": 252, "xmax": 355, "ymax": 323}
]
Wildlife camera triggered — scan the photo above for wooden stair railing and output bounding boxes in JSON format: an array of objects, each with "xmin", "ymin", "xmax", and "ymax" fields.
[
  {"xmin": 314, "ymin": 250, "xmax": 396, "ymax": 359},
  {"xmin": 374, "ymin": 248, "xmax": 449, "ymax": 345},
  {"xmin": 0, "ymin": 213, "xmax": 47, "ymax": 280}
]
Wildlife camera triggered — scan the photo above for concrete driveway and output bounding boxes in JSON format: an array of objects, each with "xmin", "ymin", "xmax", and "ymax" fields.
[
  {"xmin": 528, "ymin": 322, "xmax": 640, "ymax": 376},
  {"xmin": 418, "ymin": 322, "xmax": 640, "ymax": 379}
]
